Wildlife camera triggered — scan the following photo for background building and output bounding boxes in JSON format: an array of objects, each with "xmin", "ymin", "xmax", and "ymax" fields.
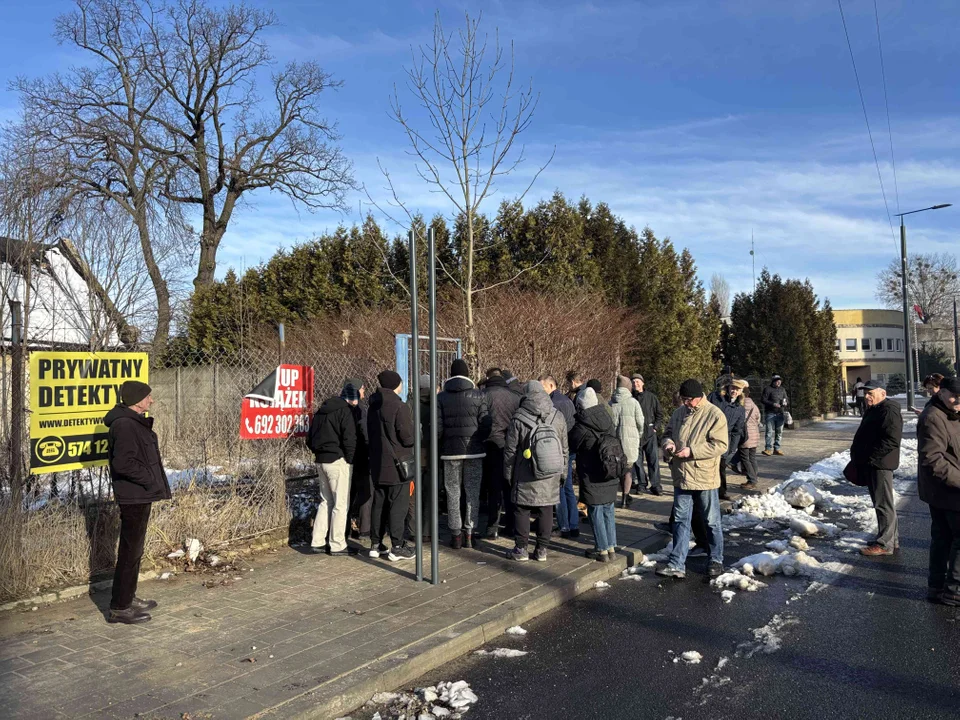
[{"xmin": 833, "ymin": 309, "xmax": 905, "ymax": 390}]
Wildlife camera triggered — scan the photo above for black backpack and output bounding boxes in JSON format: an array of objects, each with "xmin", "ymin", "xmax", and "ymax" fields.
[{"xmin": 595, "ymin": 430, "xmax": 627, "ymax": 481}]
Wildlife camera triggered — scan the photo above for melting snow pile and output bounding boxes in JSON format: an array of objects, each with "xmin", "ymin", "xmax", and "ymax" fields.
[
  {"xmin": 505, "ymin": 626, "xmax": 527, "ymax": 636},
  {"xmin": 734, "ymin": 550, "xmax": 822, "ymax": 578},
  {"xmin": 710, "ymin": 570, "xmax": 767, "ymax": 592},
  {"xmin": 674, "ymin": 650, "xmax": 703, "ymax": 664},
  {"xmin": 474, "ymin": 648, "xmax": 528, "ymax": 658},
  {"xmin": 720, "ymin": 590, "xmax": 736, "ymax": 603},
  {"xmin": 364, "ymin": 681, "xmax": 478, "ymax": 719},
  {"xmin": 594, "ymin": 580, "xmax": 611, "ymax": 590},
  {"xmin": 736, "ymin": 614, "xmax": 798, "ymax": 658}
]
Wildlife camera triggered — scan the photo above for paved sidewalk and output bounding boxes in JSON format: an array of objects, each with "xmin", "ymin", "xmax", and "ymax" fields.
[{"xmin": 0, "ymin": 420, "xmax": 857, "ymax": 720}]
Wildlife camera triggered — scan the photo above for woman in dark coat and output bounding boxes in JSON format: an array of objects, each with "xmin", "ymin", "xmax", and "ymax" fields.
[{"xmin": 569, "ymin": 388, "xmax": 621, "ymax": 562}]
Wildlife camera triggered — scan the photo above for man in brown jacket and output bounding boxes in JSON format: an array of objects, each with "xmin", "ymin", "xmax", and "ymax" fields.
[
  {"xmin": 657, "ymin": 379, "xmax": 728, "ymax": 579},
  {"xmin": 917, "ymin": 375, "xmax": 960, "ymax": 606}
]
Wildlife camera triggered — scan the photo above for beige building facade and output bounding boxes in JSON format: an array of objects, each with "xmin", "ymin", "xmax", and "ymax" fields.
[{"xmin": 833, "ymin": 309, "xmax": 906, "ymax": 390}]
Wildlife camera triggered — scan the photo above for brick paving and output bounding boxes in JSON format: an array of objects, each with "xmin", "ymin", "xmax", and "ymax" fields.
[{"xmin": 0, "ymin": 420, "xmax": 858, "ymax": 720}]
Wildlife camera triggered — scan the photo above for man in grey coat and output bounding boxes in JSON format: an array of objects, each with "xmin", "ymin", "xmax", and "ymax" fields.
[{"xmin": 504, "ymin": 381, "xmax": 569, "ymax": 562}]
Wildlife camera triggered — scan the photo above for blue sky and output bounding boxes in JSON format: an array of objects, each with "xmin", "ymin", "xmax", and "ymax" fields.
[{"xmin": 2, "ymin": 0, "xmax": 958, "ymax": 309}]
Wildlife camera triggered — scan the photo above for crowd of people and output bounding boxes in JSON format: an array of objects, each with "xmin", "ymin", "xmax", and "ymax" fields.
[
  {"xmin": 303, "ymin": 364, "xmax": 791, "ymax": 576},
  {"xmin": 98, "ymin": 363, "xmax": 960, "ymax": 625}
]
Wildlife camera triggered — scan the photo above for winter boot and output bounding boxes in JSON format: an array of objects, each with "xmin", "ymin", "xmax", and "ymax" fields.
[
  {"xmin": 451, "ymin": 532, "xmax": 463, "ymax": 550},
  {"xmin": 463, "ymin": 531, "xmax": 474, "ymax": 549}
]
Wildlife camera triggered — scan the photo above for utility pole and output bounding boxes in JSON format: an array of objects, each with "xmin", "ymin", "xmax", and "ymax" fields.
[
  {"xmin": 900, "ymin": 218, "xmax": 916, "ymax": 409},
  {"xmin": 9, "ymin": 297, "xmax": 24, "ymax": 505},
  {"xmin": 408, "ymin": 229, "xmax": 423, "ymax": 581}
]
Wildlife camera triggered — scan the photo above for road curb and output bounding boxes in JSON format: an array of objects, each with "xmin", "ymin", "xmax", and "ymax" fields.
[{"xmin": 256, "ymin": 533, "xmax": 668, "ymax": 720}]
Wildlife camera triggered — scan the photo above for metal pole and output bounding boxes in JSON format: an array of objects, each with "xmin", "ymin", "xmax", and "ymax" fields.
[
  {"xmin": 9, "ymin": 300, "xmax": 24, "ymax": 503},
  {"xmin": 409, "ymin": 230, "xmax": 423, "ymax": 581},
  {"xmin": 428, "ymin": 227, "xmax": 440, "ymax": 585},
  {"xmin": 900, "ymin": 219, "xmax": 915, "ymax": 409},
  {"xmin": 954, "ymin": 298, "xmax": 960, "ymax": 376},
  {"xmin": 278, "ymin": 322, "xmax": 285, "ymax": 365}
]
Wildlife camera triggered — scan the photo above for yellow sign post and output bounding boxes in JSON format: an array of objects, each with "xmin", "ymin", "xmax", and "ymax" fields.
[{"xmin": 29, "ymin": 351, "xmax": 149, "ymax": 475}]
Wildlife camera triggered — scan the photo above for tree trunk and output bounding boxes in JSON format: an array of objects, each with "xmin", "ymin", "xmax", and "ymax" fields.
[
  {"xmin": 133, "ymin": 202, "xmax": 171, "ymax": 353},
  {"xmin": 193, "ymin": 190, "xmax": 238, "ymax": 290},
  {"xmin": 464, "ymin": 207, "xmax": 479, "ymax": 379},
  {"xmin": 56, "ymin": 238, "xmax": 139, "ymax": 347}
]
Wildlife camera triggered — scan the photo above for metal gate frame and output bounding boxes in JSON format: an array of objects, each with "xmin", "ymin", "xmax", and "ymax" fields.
[{"xmin": 394, "ymin": 334, "xmax": 462, "ymax": 402}]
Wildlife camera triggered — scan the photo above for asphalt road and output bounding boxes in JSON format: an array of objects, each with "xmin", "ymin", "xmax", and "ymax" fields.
[{"xmin": 408, "ymin": 482, "xmax": 960, "ymax": 719}]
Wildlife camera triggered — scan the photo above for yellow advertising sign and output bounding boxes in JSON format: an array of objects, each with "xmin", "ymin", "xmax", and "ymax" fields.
[{"xmin": 29, "ymin": 351, "xmax": 149, "ymax": 475}]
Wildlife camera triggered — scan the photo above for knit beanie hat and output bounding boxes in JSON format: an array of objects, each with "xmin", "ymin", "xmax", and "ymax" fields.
[
  {"xmin": 616, "ymin": 375, "xmax": 631, "ymax": 390},
  {"xmin": 451, "ymin": 358, "xmax": 470, "ymax": 378},
  {"xmin": 679, "ymin": 379, "xmax": 703, "ymax": 399},
  {"xmin": 940, "ymin": 376, "xmax": 960, "ymax": 394},
  {"xmin": 121, "ymin": 380, "xmax": 151, "ymax": 407},
  {"xmin": 377, "ymin": 370, "xmax": 402, "ymax": 390},
  {"xmin": 586, "ymin": 378, "xmax": 602, "ymax": 394},
  {"xmin": 576, "ymin": 386, "xmax": 598, "ymax": 411},
  {"xmin": 340, "ymin": 383, "xmax": 361, "ymax": 403}
]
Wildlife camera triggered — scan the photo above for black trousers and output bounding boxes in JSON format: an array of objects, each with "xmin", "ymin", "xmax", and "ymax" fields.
[
  {"xmin": 514, "ymin": 504, "xmax": 553, "ymax": 548},
  {"xmin": 406, "ymin": 468, "xmax": 433, "ymax": 540},
  {"xmin": 634, "ymin": 437, "xmax": 662, "ymax": 491},
  {"xmin": 371, "ymin": 483, "xmax": 410, "ymax": 549},
  {"xmin": 669, "ymin": 500, "xmax": 709, "ymax": 549},
  {"xmin": 484, "ymin": 446, "xmax": 513, "ymax": 534},
  {"xmin": 111, "ymin": 503, "xmax": 152, "ymax": 610},
  {"xmin": 929, "ymin": 507, "xmax": 960, "ymax": 594},
  {"xmin": 349, "ymin": 469, "xmax": 373, "ymax": 537},
  {"xmin": 719, "ymin": 456, "xmax": 728, "ymax": 496},
  {"xmin": 739, "ymin": 446, "xmax": 758, "ymax": 484}
]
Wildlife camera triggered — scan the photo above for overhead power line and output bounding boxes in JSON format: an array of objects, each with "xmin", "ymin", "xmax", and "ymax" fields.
[
  {"xmin": 873, "ymin": 0, "xmax": 900, "ymax": 215},
  {"xmin": 836, "ymin": 0, "xmax": 900, "ymax": 256}
]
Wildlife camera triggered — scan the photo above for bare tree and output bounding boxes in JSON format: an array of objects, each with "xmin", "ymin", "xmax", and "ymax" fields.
[
  {"xmin": 385, "ymin": 11, "xmax": 554, "ymax": 373},
  {"xmin": 876, "ymin": 252, "xmax": 960, "ymax": 325},
  {"xmin": 136, "ymin": 0, "xmax": 354, "ymax": 289},
  {"xmin": 710, "ymin": 273, "xmax": 731, "ymax": 317},
  {"xmin": 13, "ymin": 1, "xmax": 185, "ymax": 350}
]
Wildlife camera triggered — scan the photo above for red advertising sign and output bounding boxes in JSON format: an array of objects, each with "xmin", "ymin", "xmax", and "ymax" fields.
[{"xmin": 239, "ymin": 364, "xmax": 314, "ymax": 440}]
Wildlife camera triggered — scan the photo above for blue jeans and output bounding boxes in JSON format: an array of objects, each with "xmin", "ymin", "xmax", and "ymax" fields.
[
  {"xmin": 557, "ymin": 453, "xmax": 579, "ymax": 531},
  {"xmin": 587, "ymin": 503, "xmax": 617, "ymax": 551},
  {"xmin": 765, "ymin": 413, "xmax": 785, "ymax": 451},
  {"xmin": 667, "ymin": 489, "xmax": 724, "ymax": 569}
]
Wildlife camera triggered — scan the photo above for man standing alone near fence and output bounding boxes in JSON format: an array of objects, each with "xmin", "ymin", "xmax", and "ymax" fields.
[
  {"xmin": 761, "ymin": 375, "xmax": 788, "ymax": 456},
  {"xmin": 308, "ymin": 382, "xmax": 358, "ymax": 556},
  {"xmin": 104, "ymin": 381, "xmax": 171, "ymax": 624},
  {"xmin": 368, "ymin": 371, "xmax": 416, "ymax": 561}
]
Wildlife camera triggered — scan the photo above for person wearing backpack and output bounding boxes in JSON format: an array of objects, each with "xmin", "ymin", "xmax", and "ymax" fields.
[
  {"xmin": 570, "ymin": 387, "xmax": 624, "ymax": 562},
  {"xmin": 609, "ymin": 376, "xmax": 645, "ymax": 508},
  {"xmin": 504, "ymin": 381, "xmax": 569, "ymax": 562}
]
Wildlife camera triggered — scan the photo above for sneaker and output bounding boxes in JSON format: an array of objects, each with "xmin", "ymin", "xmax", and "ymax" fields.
[
  {"xmin": 649, "ymin": 487, "xmax": 664, "ymax": 496},
  {"xmin": 534, "ymin": 546, "xmax": 548, "ymax": 562},
  {"xmin": 309, "ymin": 545, "xmax": 329, "ymax": 554},
  {"xmin": 774, "ymin": 450, "xmax": 785, "ymax": 457},
  {"xmin": 762, "ymin": 450, "xmax": 773, "ymax": 457},
  {"xmin": 688, "ymin": 546, "xmax": 708, "ymax": 558},
  {"xmin": 328, "ymin": 547, "xmax": 359, "ymax": 556},
  {"xmin": 368, "ymin": 543, "xmax": 388, "ymax": 559},
  {"xmin": 130, "ymin": 597, "xmax": 158, "ymax": 611},
  {"xmin": 463, "ymin": 532, "xmax": 474, "ymax": 549},
  {"xmin": 387, "ymin": 546, "xmax": 415, "ymax": 562},
  {"xmin": 585, "ymin": 548, "xmax": 607, "ymax": 561},
  {"xmin": 653, "ymin": 521, "xmax": 673, "ymax": 534},
  {"xmin": 107, "ymin": 607, "xmax": 152, "ymax": 624},
  {"xmin": 569, "ymin": 528, "xmax": 580, "ymax": 539},
  {"xmin": 743, "ymin": 480, "xmax": 758, "ymax": 489},
  {"xmin": 939, "ymin": 590, "xmax": 960, "ymax": 607},
  {"xmin": 655, "ymin": 566, "xmax": 686, "ymax": 579},
  {"xmin": 708, "ymin": 561, "xmax": 724, "ymax": 578},
  {"xmin": 860, "ymin": 544, "xmax": 894, "ymax": 557},
  {"xmin": 451, "ymin": 533, "xmax": 463, "ymax": 550},
  {"xmin": 560, "ymin": 529, "xmax": 571, "ymax": 539},
  {"xmin": 506, "ymin": 546, "xmax": 529, "ymax": 562}
]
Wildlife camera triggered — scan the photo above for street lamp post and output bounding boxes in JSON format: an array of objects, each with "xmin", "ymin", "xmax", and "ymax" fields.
[{"xmin": 894, "ymin": 204, "xmax": 952, "ymax": 410}]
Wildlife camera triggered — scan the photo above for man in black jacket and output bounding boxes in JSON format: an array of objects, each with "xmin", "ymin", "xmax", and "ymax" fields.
[
  {"xmin": 761, "ymin": 375, "xmax": 789, "ymax": 456},
  {"xmin": 308, "ymin": 384, "xmax": 358, "ymax": 556},
  {"xmin": 368, "ymin": 370, "xmax": 416, "ymax": 561},
  {"xmin": 104, "ymin": 381, "xmax": 172, "ymax": 625},
  {"xmin": 483, "ymin": 369, "xmax": 521, "ymax": 539},
  {"xmin": 631, "ymin": 373, "xmax": 665, "ymax": 495},
  {"xmin": 438, "ymin": 359, "xmax": 489, "ymax": 548},
  {"xmin": 917, "ymin": 376, "xmax": 960, "ymax": 605},
  {"xmin": 851, "ymin": 379, "xmax": 903, "ymax": 556},
  {"xmin": 344, "ymin": 379, "xmax": 372, "ymax": 547}
]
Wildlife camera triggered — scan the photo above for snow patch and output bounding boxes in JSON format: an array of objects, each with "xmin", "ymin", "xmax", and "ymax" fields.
[
  {"xmin": 737, "ymin": 614, "xmax": 798, "ymax": 658},
  {"xmin": 594, "ymin": 580, "xmax": 611, "ymax": 590},
  {"xmin": 720, "ymin": 590, "xmax": 736, "ymax": 603},
  {"xmin": 711, "ymin": 569, "xmax": 767, "ymax": 592},
  {"xmin": 505, "ymin": 626, "xmax": 527, "ymax": 636},
  {"xmin": 475, "ymin": 648, "xmax": 528, "ymax": 658},
  {"xmin": 674, "ymin": 650, "xmax": 703, "ymax": 664}
]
